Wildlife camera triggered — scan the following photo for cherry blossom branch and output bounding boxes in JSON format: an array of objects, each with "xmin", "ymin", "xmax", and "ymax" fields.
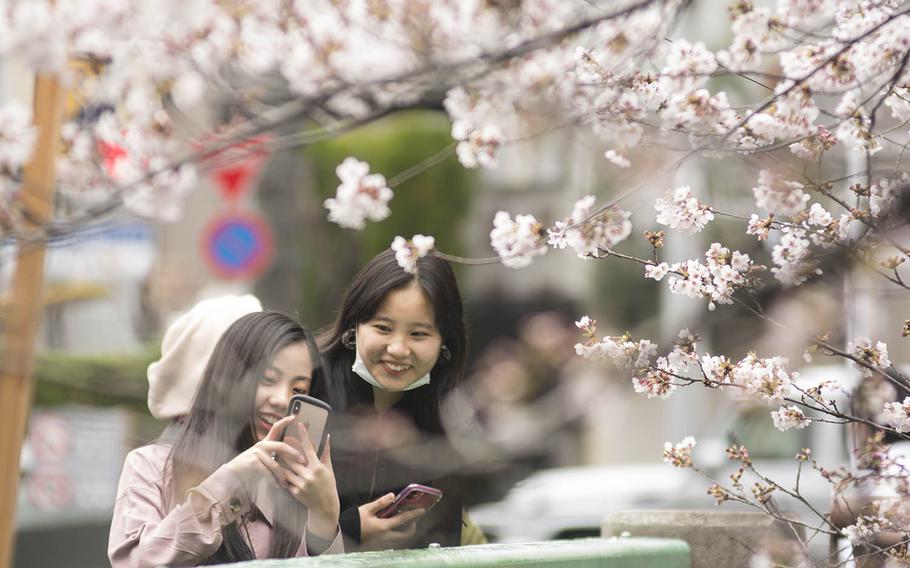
[
  {"xmin": 688, "ymin": 462, "xmax": 840, "ymax": 536},
  {"xmin": 834, "ymin": 242, "xmax": 910, "ymax": 293},
  {"xmin": 717, "ymin": 6, "xmax": 910, "ymax": 143},
  {"xmin": 386, "ymin": 143, "xmax": 458, "ymax": 188},
  {"xmin": 731, "ymin": 296, "xmax": 910, "ymax": 393},
  {"xmin": 745, "ymin": 462, "xmax": 838, "ymax": 533},
  {"xmin": 867, "ymin": 47, "xmax": 910, "ymax": 120},
  {"xmin": 4, "ymin": 0, "xmax": 672, "ymax": 242}
]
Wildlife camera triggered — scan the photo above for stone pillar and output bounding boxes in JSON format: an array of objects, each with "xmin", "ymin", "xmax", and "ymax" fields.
[{"xmin": 602, "ymin": 510, "xmax": 803, "ymax": 568}]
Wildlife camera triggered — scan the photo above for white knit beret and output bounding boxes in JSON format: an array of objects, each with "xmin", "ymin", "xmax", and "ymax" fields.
[{"xmin": 147, "ymin": 294, "xmax": 263, "ymax": 420}]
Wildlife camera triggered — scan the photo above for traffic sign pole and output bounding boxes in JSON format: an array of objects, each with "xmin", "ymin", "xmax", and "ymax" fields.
[{"xmin": 0, "ymin": 74, "xmax": 64, "ymax": 568}]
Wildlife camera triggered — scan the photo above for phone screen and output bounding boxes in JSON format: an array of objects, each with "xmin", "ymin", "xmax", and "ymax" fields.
[{"xmin": 282, "ymin": 395, "xmax": 330, "ymax": 458}]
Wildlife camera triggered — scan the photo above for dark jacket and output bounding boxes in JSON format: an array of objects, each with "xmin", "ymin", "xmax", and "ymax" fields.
[{"xmin": 319, "ymin": 380, "xmax": 464, "ymax": 551}]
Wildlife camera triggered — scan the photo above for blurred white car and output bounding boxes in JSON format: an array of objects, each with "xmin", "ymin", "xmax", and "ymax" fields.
[{"xmin": 469, "ymin": 366, "xmax": 854, "ymax": 543}]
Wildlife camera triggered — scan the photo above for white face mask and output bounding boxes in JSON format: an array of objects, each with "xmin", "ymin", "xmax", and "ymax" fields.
[{"xmin": 351, "ymin": 349, "xmax": 431, "ymax": 392}]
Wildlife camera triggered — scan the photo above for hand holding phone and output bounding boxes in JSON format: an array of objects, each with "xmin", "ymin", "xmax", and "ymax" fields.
[
  {"xmin": 376, "ymin": 483, "xmax": 443, "ymax": 519},
  {"xmin": 281, "ymin": 394, "xmax": 331, "ymax": 459}
]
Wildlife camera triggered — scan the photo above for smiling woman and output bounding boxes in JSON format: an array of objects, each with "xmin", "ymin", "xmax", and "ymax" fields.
[
  {"xmin": 354, "ymin": 281, "xmax": 444, "ymax": 398},
  {"xmin": 108, "ymin": 312, "xmax": 343, "ymax": 567},
  {"xmin": 314, "ymin": 249, "xmax": 472, "ymax": 552},
  {"xmin": 253, "ymin": 342, "xmax": 315, "ymax": 441}
]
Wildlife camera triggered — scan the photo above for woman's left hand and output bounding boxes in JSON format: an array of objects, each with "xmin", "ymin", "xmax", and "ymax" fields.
[{"xmin": 281, "ymin": 424, "xmax": 340, "ymax": 539}]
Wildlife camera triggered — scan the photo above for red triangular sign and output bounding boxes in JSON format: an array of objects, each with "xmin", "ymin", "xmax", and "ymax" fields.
[{"xmin": 202, "ymin": 135, "xmax": 271, "ymax": 202}]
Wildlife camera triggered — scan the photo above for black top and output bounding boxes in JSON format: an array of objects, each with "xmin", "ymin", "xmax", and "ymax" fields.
[{"xmin": 327, "ymin": 398, "xmax": 464, "ymax": 551}]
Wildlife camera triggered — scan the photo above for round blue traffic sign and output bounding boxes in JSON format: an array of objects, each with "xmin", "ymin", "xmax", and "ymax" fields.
[{"xmin": 202, "ymin": 211, "xmax": 274, "ymax": 280}]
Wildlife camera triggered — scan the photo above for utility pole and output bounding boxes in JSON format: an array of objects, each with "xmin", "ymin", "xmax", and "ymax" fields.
[{"xmin": 0, "ymin": 73, "xmax": 64, "ymax": 568}]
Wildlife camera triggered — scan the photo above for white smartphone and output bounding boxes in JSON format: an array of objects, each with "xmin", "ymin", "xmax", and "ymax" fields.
[{"xmin": 281, "ymin": 394, "xmax": 331, "ymax": 458}]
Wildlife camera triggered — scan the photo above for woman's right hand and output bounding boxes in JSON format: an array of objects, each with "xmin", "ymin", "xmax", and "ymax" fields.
[
  {"xmin": 358, "ymin": 493, "xmax": 426, "ymax": 550},
  {"xmin": 225, "ymin": 415, "xmax": 305, "ymax": 491}
]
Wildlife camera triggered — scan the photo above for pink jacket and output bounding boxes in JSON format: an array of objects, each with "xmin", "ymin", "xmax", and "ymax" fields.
[{"xmin": 108, "ymin": 444, "xmax": 343, "ymax": 567}]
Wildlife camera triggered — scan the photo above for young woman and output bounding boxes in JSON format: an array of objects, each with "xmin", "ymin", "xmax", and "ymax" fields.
[
  {"xmin": 315, "ymin": 249, "xmax": 472, "ymax": 551},
  {"xmin": 109, "ymin": 312, "xmax": 342, "ymax": 567}
]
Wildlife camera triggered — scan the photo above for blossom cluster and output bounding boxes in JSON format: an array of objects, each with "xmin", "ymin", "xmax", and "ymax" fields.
[
  {"xmin": 548, "ymin": 196, "xmax": 633, "ymax": 259},
  {"xmin": 849, "ymin": 337, "xmax": 892, "ymax": 378},
  {"xmin": 662, "ymin": 436, "xmax": 697, "ymax": 468},
  {"xmin": 752, "ymin": 170, "xmax": 809, "ymax": 216},
  {"xmin": 452, "ymin": 121, "xmax": 503, "ymax": 169},
  {"xmin": 489, "ymin": 211, "xmax": 547, "ymax": 268},
  {"xmin": 391, "ymin": 234, "xmax": 435, "ymax": 274},
  {"xmin": 0, "ymin": 102, "xmax": 36, "ymax": 172},
  {"xmin": 881, "ymin": 397, "xmax": 910, "ymax": 434},
  {"xmin": 727, "ymin": 353, "xmax": 797, "ymax": 405},
  {"xmin": 575, "ymin": 321, "xmax": 806, "ymax": 414},
  {"xmin": 489, "ymin": 195, "xmax": 634, "ymax": 269},
  {"xmin": 573, "ymin": 316, "xmax": 657, "ymax": 369},
  {"xmin": 841, "ymin": 515, "xmax": 887, "ymax": 546},
  {"xmin": 645, "ymin": 243, "xmax": 755, "ymax": 310},
  {"xmin": 0, "ymin": 0, "xmax": 906, "ymax": 237},
  {"xmin": 743, "ymin": 188, "xmax": 858, "ymax": 287},
  {"xmin": 632, "ymin": 359, "xmax": 678, "ymax": 399},
  {"xmin": 770, "ymin": 405, "xmax": 811, "ymax": 432},
  {"xmin": 324, "ymin": 158, "xmax": 393, "ymax": 230},
  {"xmin": 654, "ymin": 186, "xmax": 715, "ymax": 233}
]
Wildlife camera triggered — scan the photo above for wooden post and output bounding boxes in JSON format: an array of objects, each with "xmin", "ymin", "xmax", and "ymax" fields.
[{"xmin": 0, "ymin": 74, "xmax": 64, "ymax": 568}]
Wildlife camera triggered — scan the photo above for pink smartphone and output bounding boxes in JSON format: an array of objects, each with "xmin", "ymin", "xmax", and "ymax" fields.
[
  {"xmin": 377, "ymin": 483, "xmax": 443, "ymax": 518},
  {"xmin": 281, "ymin": 394, "xmax": 331, "ymax": 458}
]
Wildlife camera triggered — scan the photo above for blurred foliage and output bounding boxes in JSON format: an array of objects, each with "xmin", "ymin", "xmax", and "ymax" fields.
[
  {"xmin": 299, "ymin": 110, "xmax": 475, "ymax": 326},
  {"xmin": 32, "ymin": 347, "xmax": 158, "ymax": 412}
]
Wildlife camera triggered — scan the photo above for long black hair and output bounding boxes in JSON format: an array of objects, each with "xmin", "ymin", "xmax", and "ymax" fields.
[
  {"xmin": 167, "ymin": 311, "xmax": 323, "ymax": 562},
  {"xmin": 316, "ymin": 249, "xmax": 467, "ymax": 434}
]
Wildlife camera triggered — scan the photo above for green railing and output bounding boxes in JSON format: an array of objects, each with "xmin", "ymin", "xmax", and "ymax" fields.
[{"xmin": 233, "ymin": 537, "xmax": 691, "ymax": 567}]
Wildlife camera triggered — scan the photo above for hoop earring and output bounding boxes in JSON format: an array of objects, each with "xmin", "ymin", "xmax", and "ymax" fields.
[
  {"xmin": 341, "ymin": 329, "xmax": 356, "ymax": 350},
  {"xmin": 439, "ymin": 345, "xmax": 452, "ymax": 363}
]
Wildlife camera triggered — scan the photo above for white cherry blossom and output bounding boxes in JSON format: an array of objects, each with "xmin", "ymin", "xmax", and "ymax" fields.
[
  {"xmin": 732, "ymin": 353, "xmax": 796, "ymax": 405},
  {"xmin": 633, "ymin": 357, "xmax": 678, "ymax": 399},
  {"xmin": 771, "ymin": 227, "xmax": 818, "ymax": 287},
  {"xmin": 842, "ymin": 516, "xmax": 886, "ymax": 546},
  {"xmin": 881, "ymin": 397, "xmax": 910, "ymax": 433},
  {"xmin": 663, "ymin": 244, "xmax": 754, "ymax": 309},
  {"xmin": 324, "ymin": 157, "xmax": 393, "ymax": 230},
  {"xmin": 559, "ymin": 195, "xmax": 632, "ymax": 259},
  {"xmin": 849, "ymin": 337, "xmax": 891, "ymax": 378},
  {"xmin": 452, "ymin": 121, "xmax": 503, "ymax": 169},
  {"xmin": 654, "ymin": 185, "xmax": 714, "ymax": 233},
  {"xmin": 0, "ymin": 102, "xmax": 37, "ymax": 171},
  {"xmin": 391, "ymin": 234, "xmax": 436, "ymax": 274},
  {"xmin": 604, "ymin": 149, "xmax": 631, "ymax": 168},
  {"xmin": 663, "ymin": 436, "xmax": 697, "ymax": 468},
  {"xmin": 753, "ymin": 170, "xmax": 809, "ymax": 216},
  {"xmin": 660, "ymin": 40, "xmax": 717, "ymax": 93},
  {"xmin": 770, "ymin": 405, "xmax": 811, "ymax": 431},
  {"xmin": 490, "ymin": 211, "xmax": 547, "ymax": 269},
  {"xmin": 644, "ymin": 262, "xmax": 671, "ymax": 281}
]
